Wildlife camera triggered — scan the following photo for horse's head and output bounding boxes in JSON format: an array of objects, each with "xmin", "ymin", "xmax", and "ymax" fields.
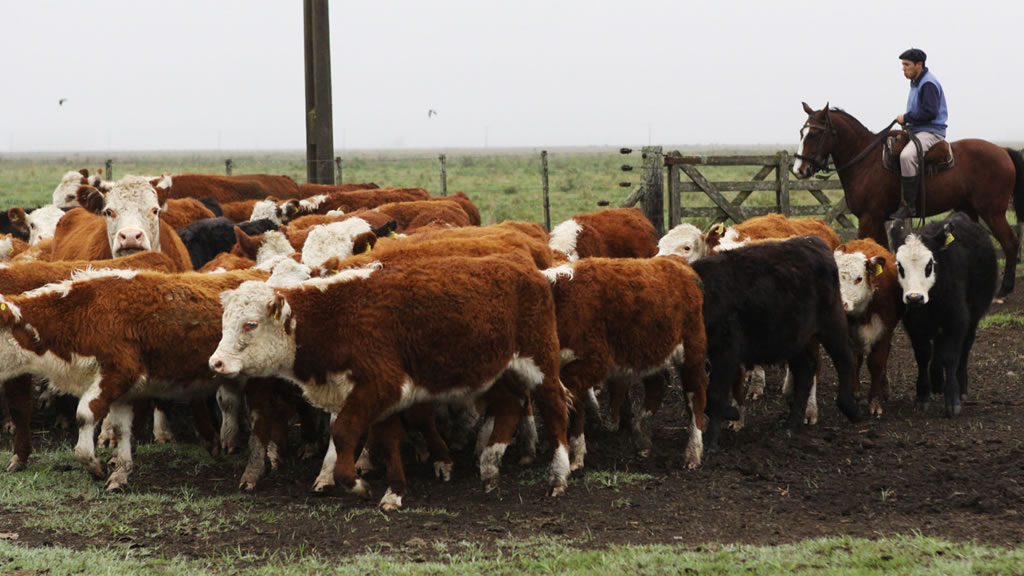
[{"xmin": 793, "ymin": 102, "xmax": 838, "ymax": 178}]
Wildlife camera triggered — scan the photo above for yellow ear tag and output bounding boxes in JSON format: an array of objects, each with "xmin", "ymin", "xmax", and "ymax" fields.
[
  {"xmin": 874, "ymin": 263, "xmax": 883, "ymax": 276},
  {"xmin": 945, "ymin": 232, "xmax": 955, "ymax": 246},
  {"xmin": 273, "ymin": 309, "xmax": 280, "ymax": 321},
  {"xmin": 1, "ymin": 303, "xmax": 6, "ymax": 311},
  {"xmin": 388, "ymin": 231, "xmax": 397, "ymax": 238},
  {"xmin": 714, "ymin": 223, "xmax": 725, "ymax": 234},
  {"xmin": 331, "ymin": 269, "xmax": 340, "ymax": 275}
]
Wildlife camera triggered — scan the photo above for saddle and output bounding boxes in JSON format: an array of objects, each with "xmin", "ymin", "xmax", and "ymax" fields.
[{"xmin": 883, "ymin": 131, "xmax": 955, "ymax": 175}]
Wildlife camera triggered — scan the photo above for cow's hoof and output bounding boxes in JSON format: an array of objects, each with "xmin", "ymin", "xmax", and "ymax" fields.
[
  {"xmin": 6, "ymin": 456, "xmax": 26, "ymax": 472},
  {"xmin": 548, "ymin": 483, "xmax": 567, "ymax": 497},
  {"xmin": 105, "ymin": 473, "xmax": 129, "ymax": 491},
  {"xmin": 914, "ymin": 399, "xmax": 930, "ymax": 412},
  {"xmin": 434, "ymin": 461, "xmax": 453, "ymax": 482},
  {"xmin": 483, "ymin": 478, "xmax": 499, "ymax": 493},
  {"xmin": 350, "ymin": 478, "xmax": 371, "ymax": 499},
  {"xmin": 870, "ymin": 398, "xmax": 883, "ymax": 418},
  {"xmin": 946, "ymin": 403, "xmax": 962, "ymax": 418},
  {"xmin": 239, "ymin": 480, "xmax": 258, "ymax": 492},
  {"xmin": 84, "ymin": 460, "xmax": 107, "ymax": 479},
  {"xmin": 311, "ymin": 474, "xmax": 335, "ymax": 493},
  {"xmin": 518, "ymin": 454, "xmax": 535, "ymax": 466},
  {"xmin": 379, "ymin": 488, "xmax": 403, "ymax": 511}
]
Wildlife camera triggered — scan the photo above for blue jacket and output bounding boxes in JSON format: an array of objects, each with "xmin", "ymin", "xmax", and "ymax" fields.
[{"xmin": 905, "ymin": 68, "xmax": 947, "ymax": 137}]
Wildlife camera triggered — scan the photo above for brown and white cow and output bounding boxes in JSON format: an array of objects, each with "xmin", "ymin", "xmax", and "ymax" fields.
[
  {"xmin": 0, "ymin": 268, "xmax": 273, "ymax": 488},
  {"xmin": 543, "ymin": 256, "xmax": 707, "ymax": 471},
  {"xmin": 160, "ymin": 198, "xmax": 217, "ymax": 231},
  {"xmin": 834, "ymin": 238, "xmax": 904, "ymax": 417},
  {"xmin": 209, "ymin": 253, "xmax": 571, "ymax": 510},
  {"xmin": 548, "ymin": 207, "xmax": 658, "ymax": 261},
  {"xmin": 161, "ymin": 173, "xmax": 301, "ymax": 203},
  {"xmin": 51, "ymin": 168, "xmax": 102, "ymax": 209},
  {"xmin": 276, "ymin": 187, "xmax": 432, "ymax": 222},
  {"xmin": 0, "ymin": 252, "xmax": 178, "ymax": 472},
  {"xmin": 7, "ymin": 205, "xmax": 67, "ymax": 245}
]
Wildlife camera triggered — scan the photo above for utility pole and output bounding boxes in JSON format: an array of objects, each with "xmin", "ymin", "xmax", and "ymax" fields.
[{"xmin": 303, "ymin": 0, "xmax": 335, "ymax": 184}]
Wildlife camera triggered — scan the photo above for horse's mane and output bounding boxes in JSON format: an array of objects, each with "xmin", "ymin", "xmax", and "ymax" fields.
[{"xmin": 827, "ymin": 107, "xmax": 872, "ymax": 134}]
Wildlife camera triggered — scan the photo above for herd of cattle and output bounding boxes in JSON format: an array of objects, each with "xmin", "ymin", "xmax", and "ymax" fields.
[{"xmin": 0, "ymin": 169, "xmax": 1002, "ymax": 510}]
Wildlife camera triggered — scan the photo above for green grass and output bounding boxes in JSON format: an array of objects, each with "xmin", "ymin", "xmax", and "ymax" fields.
[
  {"xmin": 2, "ymin": 533, "xmax": 1022, "ymax": 575},
  {"xmin": 979, "ymin": 312, "xmax": 1024, "ymax": 330}
]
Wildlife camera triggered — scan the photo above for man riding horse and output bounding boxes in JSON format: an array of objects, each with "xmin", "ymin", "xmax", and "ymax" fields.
[{"xmin": 891, "ymin": 47, "xmax": 948, "ymax": 220}]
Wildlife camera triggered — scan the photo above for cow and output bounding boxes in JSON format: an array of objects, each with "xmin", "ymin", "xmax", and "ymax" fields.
[
  {"xmin": 176, "ymin": 217, "xmax": 279, "ymax": 271},
  {"xmin": 50, "ymin": 176, "xmax": 192, "ymax": 271},
  {"xmin": 0, "ymin": 251, "xmax": 179, "ymax": 472},
  {"xmin": 276, "ymin": 187, "xmax": 432, "ymax": 222},
  {"xmin": 373, "ymin": 199, "xmax": 473, "ymax": 232},
  {"xmin": 7, "ymin": 205, "xmax": 67, "ymax": 245},
  {"xmin": 0, "ymin": 267, "xmax": 278, "ymax": 488},
  {"xmin": 296, "ymin": 182, "xmax": 379, "ymax": 196},
  {"xmin": 159, "ymin": 198, "xmax": 217, "ymax": 230},
  {"xmin": 0, "ymin": 235, "xmax": 30, "ymax": 261},
  {"xmin": 690, "ymin": 236, "xmax": 861, "ymax": 449},
  {"xmin": 51, "ymin": 168, "xmax": 103, "ymax": 209},
  {"xmin": 161, "ymin": 173, "xmax": 301, "ymax": 203},
  {"xmin": 655, "ymin": 222, "xmax": 706, "ymax": 263},
  {"xmin": 220, "ymin": 198, "xmax": 277, "ymax": 224},
  {"xmin": 542, "ymin": 257, "xmax": 707, "ymax": 471},
  {"xmin": 209, "ymin": 253, "xmax": 572, "ymax": 510},
  {"xmin": 548, "ymin": 207, "xmax": 658, "ymax": 261},
  {"xmin": 834, "ymin": 238, "xmax": 905, "ymax": 417},
  {"xmin": 889, "ymin": 212, "xmax": 998, "ymax": 417}
]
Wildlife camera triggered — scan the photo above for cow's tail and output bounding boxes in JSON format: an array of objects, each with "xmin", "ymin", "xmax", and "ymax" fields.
[{"xmin": 1007, "ymin": 147, "xmax": 1024, "ymax": 216}]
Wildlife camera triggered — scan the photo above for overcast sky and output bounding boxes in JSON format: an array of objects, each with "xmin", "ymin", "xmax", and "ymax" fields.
[{"xmin": 3, "ymin": 1, "xmax": 1021, "ymax": 152}]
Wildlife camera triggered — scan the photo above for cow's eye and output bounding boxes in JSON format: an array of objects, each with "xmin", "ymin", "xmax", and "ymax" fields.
[
  {"xmin": 243, "ymin": 321, "xmax": 258, "ymax": 332},
  {"xmin": 65, "ymin": 195, "xmax": 75, "ymax": 203},
  {"xmin": 897, "ymin": 263, "xmax": 905, "ymax": 278},
  {"xmin": 854, "ymin": 277, "xmax": 862, "ymax": 285},
  {"xmin": 103, "ymin": 208, "xmax": 114, "ymax": 218},
  {"xmin": 151, "ymin": 207, "xmax": 160, "ymax": 216},
  {"xmin": 925, "ymin": 260, "xmax": 933, "ymax": 277},
  {"xmin": 29, "ymin": 223, "xmax": 36, "ymax": 229}
]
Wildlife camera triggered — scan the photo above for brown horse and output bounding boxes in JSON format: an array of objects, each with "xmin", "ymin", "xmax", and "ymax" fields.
[{"xmin": 793, "ymin": 102, "xmax": 1024, "ymax": 300}]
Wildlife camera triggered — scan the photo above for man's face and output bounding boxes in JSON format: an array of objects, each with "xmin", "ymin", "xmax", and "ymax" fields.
[{"xmin": 902, "ymin": 59, "xmax": 923, "ymax": 80}]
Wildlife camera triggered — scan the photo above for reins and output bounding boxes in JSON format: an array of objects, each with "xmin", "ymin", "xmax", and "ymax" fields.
[{"xmin": 795, "ymin": 114, "xmax": 899, "ymax": 176}]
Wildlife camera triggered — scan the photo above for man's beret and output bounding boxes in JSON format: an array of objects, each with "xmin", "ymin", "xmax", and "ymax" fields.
[{"xmin": 899, "ymin": 48, "xmax": 927, "ymax": 63}]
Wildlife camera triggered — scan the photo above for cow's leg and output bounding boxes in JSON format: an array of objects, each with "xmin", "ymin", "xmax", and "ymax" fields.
[
  {"xmin": 784, "ymin": 347, "xmax": 817, "ymax": 433},
  {"xmin": 97, "ymin": 414, "xmax": 118, "ymax": 448},
  {"xmin": 295, "ymin": 390, "xmax": 324, "ymax": 460},
  {"xmin": 909, "ymin": 335, "xmax": 934, "ymax": 411},
  {"xmin": 676, "ymin": 354, "xmax": 707, "ymax": 469},
  {"xmin": 402, "ymin": 403, "xmax": 453, "ymax": 481},
  {"xmin": 330, "ymin": 402, "xmax": 374, "ymax": 499},
  {"xmin": 818, "ymin": 311, "xmax": 860, "ymax": 423},
  {"xmin": 478, "ymin": 381, "xmax": 524, "ymax": 492},
  {"xmin": 190, "ymin": 397, "xmax": 220, "ymax": 457},
  {"xmin": 239, "ymin": 384, "xmax": 275, "ymax": 491},
  {"xmin": 632, "ymin": 370, "xmax": 669, "ymax": 458},
  {"xmin": 76, "ymin": 377, "xmax": 112, "ymax": 479},
  {"xmin": 313, "ymin": 413, "xmax": 338, "ymax": 492},
  {"xmin": 374, "ymin": 415, "xmax": 407, "ymax": 511},
  {"xmin": 3, "ymin": 375, "xmax": 33, "ymax": 472},
  {"xmin": 704, "ymin": 346, "xmax": 740, "ymax": 451},
  {"xmin": 559, "ymin": 358, "xmax": 609, "ymax": 473},
  {"xmin": 105, "ymin": 403, "xmax": 135, "ymax": 491},
  {"xmin": 216, "ymin": 385, "xmax": 243, "ymax": 454},
  {"xmin": 516, "ymin": 392, "xmax": 537, "ymax": 465},
  {"xmin": 746, "ymin": 365, "xmax": 766, "ymax": 400},
  {"xmin": 604, "ymin": 375, "xmax": 630, "ymax": 432},
  {"xmin": 957, "ymin": 323, "xmax": 980, "ymax": 402},
  {"xmin": 150, "ymin": 401, "xmax": 174, "ymax": 444},
  {"xmin": 937, "ymin": 315, "xmax": 968, "ymax": 417},
  {"xmin": 866, "ymin": 333, "xmax": 894, "ymax": 418}
]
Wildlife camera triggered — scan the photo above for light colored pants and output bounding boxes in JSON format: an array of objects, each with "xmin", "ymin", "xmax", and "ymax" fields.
[{"xmin": 900, "ymin": 131, "xmax": 944, "ymax": 177}]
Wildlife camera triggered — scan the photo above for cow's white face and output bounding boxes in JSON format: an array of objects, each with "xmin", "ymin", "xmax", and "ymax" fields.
[
  {"xmin": 254, "ymin": 231, "xmax": 295, "ymax": 266},
  {"xmin": 834, "ymin": 250, "xmax": 874, "ymax": 315},
  {"xmin": 25, "ymin": 205, "xmax": 65, "ymax": 245},
  {"xmin": 548, "ymin": 219, "xmax": 582, "ymax": 261},
  {"xmin": 895, "ymin": 235, "xmax": 936, "ymax": 305},
  {"xmin": 249, "ymin": 200, "xmax": 283, "ymax": 225},
  {"xmin": 85, "ymin": 176, "xmax": 165, "ymax": 257},
  {"xmin": 301, "ymin": 219, "xmax": 373, "ymax": 267},
  {"xmin": 210, "ymin": 281, "xmax": 296, "ymax": 379},
  {"xmin": 52, "ymin": 171, "xmax": 88, "ymax": 208},
  {"xmin": 657, "ymin": 223, "xmax": 706, "ymax": 263}
]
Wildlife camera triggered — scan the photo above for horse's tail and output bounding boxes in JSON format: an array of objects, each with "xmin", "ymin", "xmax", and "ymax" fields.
[{"xmin": 1006, "ymin": 147, "xmax": 1024, "ymax": 215}]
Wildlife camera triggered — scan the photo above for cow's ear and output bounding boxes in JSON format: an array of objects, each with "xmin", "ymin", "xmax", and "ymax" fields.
[
  {"xmin": 316, "ymin": 256, "xmax": 343, "ymax": 276},
  {"xmin": 7, "ymin": 207, "xmax": 28, "ymax": 234},
  {"xmin": 77, "ymin": 185, "xmax": 106, "ymax": 214},
  {"xmin": 233, "ymin": 226, "xmax": 261, "ymax": 259},
  {"xmin": 887, "ymin": 220, "xmax": 908, "ymax": 249},
  {"xmin": 78, "ymin": 168, "xmax": 90, "ymax": 178},
  {"xmin": 940, "ymin": 221, "xmax": 956, "ymax": 249},
  {"xmin": 0, "ymin": 299, "xmax": 18, "ymax": 327},
  {"xmin": 868, "ymin": 256, "xmax": 886, "ymax": 277},
  {"xmin": 280, "ymin": 200, "xmax": 301, "ymax": 222},
  {"xmin": 267, "ymin": 291, "xmax": 292, "ymax": 331},
  {"xmin": 351, "ymin": 231, "xmax": 378, "ymax": 256},
  {"xmin": 372, "ymin": 219, "xmax": 398, "ymax": 238}
]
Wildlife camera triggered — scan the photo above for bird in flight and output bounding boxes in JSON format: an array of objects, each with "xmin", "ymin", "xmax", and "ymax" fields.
[
  {"xmin": 427, "ymin": 109, "xmax": 438, "ymax": 118},
  {"xmin": 59, "ymin": 98, "xmax": 68, "ymax": 106}
]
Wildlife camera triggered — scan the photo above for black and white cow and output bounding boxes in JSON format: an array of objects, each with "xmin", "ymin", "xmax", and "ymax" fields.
[
  {"xmin": 889, "ymin": 212, "xmax": 998, "ymax": 417},
  {"xmin": 690, "ymin": 235, "xmax": 860, "ymax": 448}
]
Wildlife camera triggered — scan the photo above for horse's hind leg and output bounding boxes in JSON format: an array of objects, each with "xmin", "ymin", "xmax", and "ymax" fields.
[{"xmin": 983, "ymin": 213, "xmax": 1019, "ymax": 300}]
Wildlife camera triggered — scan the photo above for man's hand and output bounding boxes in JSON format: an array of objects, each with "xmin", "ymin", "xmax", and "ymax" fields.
[{"xmin": 896, "ymin": 114, "xmax": 905, "ymax": 126}]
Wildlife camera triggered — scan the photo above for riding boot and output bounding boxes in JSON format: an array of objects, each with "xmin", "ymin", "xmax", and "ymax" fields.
[{"xmin": 889, "ymin": 175, "xmax": 919, "ymax": 220}]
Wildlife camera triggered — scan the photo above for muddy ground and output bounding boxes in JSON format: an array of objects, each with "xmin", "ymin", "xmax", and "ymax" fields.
[{"xmin": 2, "ymin": 287, "xmax": 1023, "ymax": 561}]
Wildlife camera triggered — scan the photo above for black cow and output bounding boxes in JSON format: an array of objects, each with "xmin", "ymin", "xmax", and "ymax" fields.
[
  {"xmin": 197, "ymin": 197, "xmax": 223, "ymax": 218},
  {"xmin": 176, "ymin": 216, "xmax": 279, "ymax": 270},
  {"xmin": 690, "ymin": 235, "xmax": 860, "ymax": 448},
  {"xmin": 889, "ymin": 212, "xmax": 997, "ymax": 417}
]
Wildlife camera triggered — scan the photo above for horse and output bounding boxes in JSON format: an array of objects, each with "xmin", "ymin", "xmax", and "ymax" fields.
[{"xmin": 793, "ymin": 102, "xmax": 1024, "ymax": 301}]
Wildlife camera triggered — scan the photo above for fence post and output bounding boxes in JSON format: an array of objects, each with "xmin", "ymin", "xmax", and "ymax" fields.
[
  {"xmin": 439, "ymin": 153, "xmax": 447, "ymax": 196},
  {"xmin": 641, "ymin": 146, "xmax": 664, "ymax": 235},
  {"xmin": 225, "ymin": 159, "xmax": 234, "ymax": 175},
  {"xmin": 335, "ymin": 156, "xmax": 342, "ymax": 184},
  {"xmin": 541, "ymin": 150, "xmax": 550, "ymax": 231},
  {"xmin": 104, "ymin": 159, "xmax": 113, "ymax": 181},
  {"xmin": 776, "ymin": 150, "xmax": 791, "ymax": 216},
  {"xmin": 665, "ymin": 151, "xmax": 681, "ymax": 230}
]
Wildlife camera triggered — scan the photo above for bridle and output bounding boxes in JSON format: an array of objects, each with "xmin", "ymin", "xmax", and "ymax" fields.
[{"xmin": 795, "ymin": 109, "xmax": 899, "ymax": 176}]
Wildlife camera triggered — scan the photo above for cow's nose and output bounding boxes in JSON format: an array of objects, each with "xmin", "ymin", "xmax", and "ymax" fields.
[
  {"xmin": 210, "ymin": 358, "xmax": 224, "ymax": 372},
  {"xmin": 117, "ymin": 229, "xmax": 145, "ymax": 248},
  {"xmin": 906, "ymin": 293, "xmax": 925, "ymax": 306}
]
